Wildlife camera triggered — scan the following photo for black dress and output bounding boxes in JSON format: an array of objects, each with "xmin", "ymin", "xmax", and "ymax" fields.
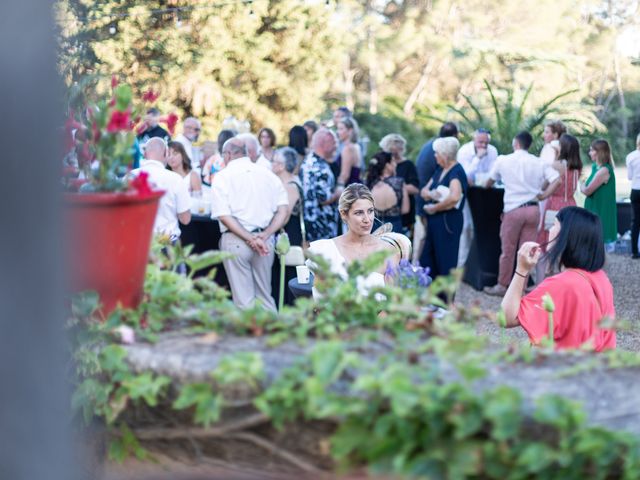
[{"xmin": 374, "ymin": 176, "xmax": 405, "ymax": 233}]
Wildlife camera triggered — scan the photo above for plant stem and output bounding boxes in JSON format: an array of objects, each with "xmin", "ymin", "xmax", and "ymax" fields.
[{"xmin": 278, "ymin": 254, "xmax": 285, "ymax": 311}]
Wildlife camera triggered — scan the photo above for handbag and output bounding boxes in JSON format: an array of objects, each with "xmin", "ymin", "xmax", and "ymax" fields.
[{"xmin": 283, "ymin": 181, "xmax": 308, "ymax": 267}]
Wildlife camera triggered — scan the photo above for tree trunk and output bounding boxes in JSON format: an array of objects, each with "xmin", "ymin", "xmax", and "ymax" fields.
[
  {"xmin": 367, "ymin": 26, "xmax": 378, "ymax": 115},
  {"xmin": 613, "ymin": 52, "xmax": 628, "ymax": 141},
  {"xmin": 403, "ymin": 57, "xmax": 435, "ymax": 118}
]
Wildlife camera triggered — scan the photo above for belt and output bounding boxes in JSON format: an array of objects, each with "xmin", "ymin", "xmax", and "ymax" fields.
[
  {"xmin": 516, "ymin": 201, "xmax": 538, "ymax": 209},
  {"xmin": 250, "ymin": 228, "xmax": 264, "ymax": 233}
]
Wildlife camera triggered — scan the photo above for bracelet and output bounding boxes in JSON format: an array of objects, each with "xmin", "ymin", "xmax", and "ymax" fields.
[{"xmin": 514, "ymin": 270, "xmax": 527, "ymax": 278}]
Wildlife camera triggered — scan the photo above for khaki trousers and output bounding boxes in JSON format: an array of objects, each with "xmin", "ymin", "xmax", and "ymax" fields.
[
  {"xmin": 498, "ymin": 206, "xmax": 539, "ymax": 287},
  {"xmin": 220, "ymin": 232, "xmax": 277, "ymax": 312}
]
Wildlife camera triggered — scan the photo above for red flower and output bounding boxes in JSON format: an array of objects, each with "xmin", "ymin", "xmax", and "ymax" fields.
[
  {"xmin": 142, "ymin": 90, "xmax": 159, "ymax": 103},
  {"xmin": 130, "ymin": 170, "xmax": 154, "ymax": 196},
  {"xmin": 164, "ymin": 112, "xmax": 179, "ymax": 136},
  {"xmin": 106, "ymin": 109, "xmax": 131, "ymax": 133},
  {"xmin": 111, "ymin": 75, "xmax": 119, "ymax": 89}
]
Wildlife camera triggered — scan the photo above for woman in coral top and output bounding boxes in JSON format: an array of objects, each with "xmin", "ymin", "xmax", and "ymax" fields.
[{"xmin": 501, "ymin": 206, "xmax": 616, "ymax": 351}]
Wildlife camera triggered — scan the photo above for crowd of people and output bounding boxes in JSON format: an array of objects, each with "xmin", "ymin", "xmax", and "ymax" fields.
[{"xmin": 132, "ymin": 107, "xmax": 640, "ymax": 351}]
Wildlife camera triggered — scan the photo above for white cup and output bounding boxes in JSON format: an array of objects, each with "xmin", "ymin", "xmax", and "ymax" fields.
[{"xmin": 296, "ymin": 265, "xmax": 310, "ymax": 284}]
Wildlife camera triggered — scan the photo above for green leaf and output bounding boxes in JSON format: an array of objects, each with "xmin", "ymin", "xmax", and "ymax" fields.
[
  {"xmin": 121, "ymin": 373, "xmax": 170, "ymax": 406},
  {"xmin": 483, "ymin": 386, "xmax": 522, "ymax": 441},
  {"xmin": 71, "ymin": 290, "xmax": 101, "ymax": 317},
  {"xmin": 185, "ymin": 250, "xmax": 233, "ymax": 275},
  {"xmin": 310, "ymin": 342, "xmax": 346, "ymax": 385},
  {"xmin": 516, "ymin": 442, "xmax": 557, "ymax": 473},
  {"xmin": 173, "ymin": 382, "xmax": 222, "ymax": 427},
  {"xmin": 114, "ymin": 84, "xmax": 132, "ymax": 111}
]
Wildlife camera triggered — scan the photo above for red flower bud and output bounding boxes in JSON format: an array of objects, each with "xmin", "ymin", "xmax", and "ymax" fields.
[
  {"xmin": 111, "ymin": 75, "xmax": 119, "ymax": 89},
  {"xmin": 142, "ymin": 89, "xmax": 159, "ymax": 103},
  {"xmin": 106, "ymin": 109, "xmax": 131, "ymax": 133},
  {"xmin": 164, "ymin": 112, "xmax": 179, "ymax": 136}
]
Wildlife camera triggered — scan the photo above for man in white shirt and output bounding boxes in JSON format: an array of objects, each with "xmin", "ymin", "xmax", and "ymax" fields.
[
  {"xmin": 456, "ymin": 128, "xmax": 499, "ymax": 267},
  {"xmin": 131, "ymin": 137, "xmax": 191, "ymax": 240},
  {"xmin": 483, "ymin": 131, "xmax": 560, "ymax": 296},
  {"xmin": 237, "ymin": 133, "xmax": 272, "ymax": 170},
  {"xmin": 626, "ymin": 132, "xmax": 640, "ymax": 259},
  {"xmin": 211, "ymin": 137, "xmax": 289, "ymax": 311},
  {"xmin": 174, "ymin": 116, "xmax": 202, "ymax": 171}
]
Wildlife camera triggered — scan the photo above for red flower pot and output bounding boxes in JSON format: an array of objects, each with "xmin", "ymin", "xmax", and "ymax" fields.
[{"xmin": 64, "ymin": 190, "xmax": 164, "ymax": 316}]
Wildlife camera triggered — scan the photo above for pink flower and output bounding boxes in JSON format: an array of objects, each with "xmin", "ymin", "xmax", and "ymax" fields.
[
  {"xmin": 111, "ymin": 75, "xmax": 119, "ymax": 89},
  {"xmin": 106, "ymin": 109, "xmax": 131, "ymax": 132},
  {"xmin": 115, "ymin": 325, "xmax": 135, "ymax": 344},
  {"xmin": 142, "ymin": 90, "xmax": 159, "ymax": 103}
]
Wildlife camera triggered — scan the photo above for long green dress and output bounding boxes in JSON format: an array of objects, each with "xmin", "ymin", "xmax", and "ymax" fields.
[{"xmin": 584, "ymin": 163, "xmax": 617, "ymax": 243}]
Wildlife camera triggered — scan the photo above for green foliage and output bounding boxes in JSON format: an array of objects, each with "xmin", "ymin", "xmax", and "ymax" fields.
[
  {"xmin": 355, "ymin": 107, "xmax": 433, "ymax": 161},
  {"xmin": 70, "ymin": 241, "xmax": 640, "ymax": 476},
  {"xmin": 442, "ymin": 81, "xmax": 598, "ymax": 154}
]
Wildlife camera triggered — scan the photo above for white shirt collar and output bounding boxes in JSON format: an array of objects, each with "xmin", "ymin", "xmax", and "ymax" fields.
[{"xmin": 140, "ymin": 159, "xmax": 166, "ymax": 168}]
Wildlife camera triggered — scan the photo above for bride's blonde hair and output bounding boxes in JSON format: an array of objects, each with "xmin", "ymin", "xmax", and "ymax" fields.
[{"xmin": 338, "ymin": 183, "xmax": 375, "ymax": 219}]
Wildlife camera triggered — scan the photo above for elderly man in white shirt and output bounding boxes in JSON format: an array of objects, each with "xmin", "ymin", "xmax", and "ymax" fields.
[
  {"xmin": 483, "ymin": 131, "xmax": 560, "ymax": 296},
  {"xmin": 456, "ymin": 128, "xmax": 499, "ymax": 267},
  {"xmin": 130, "ymin": 137, "xmax": 191, "ymax": 241},
  {"xmin": 211, "ymin": 137, "xmax": 289, "ymax": 311},
  {"xmin": 236, "ymin": 132, "xmax": 272, "ymax": 170},
  {"xmin": 626, "ymin": 132, "xmax": 640, "ymax": 259},
  {"xmin": 174, "ymin": 116, "xmax": 202, "ymax": 171}
]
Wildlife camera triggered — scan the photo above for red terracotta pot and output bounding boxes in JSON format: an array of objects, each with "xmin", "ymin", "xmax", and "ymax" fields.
[{"xmin": 64, "ymin": 190, "xmax": 164, "ymax": 316}]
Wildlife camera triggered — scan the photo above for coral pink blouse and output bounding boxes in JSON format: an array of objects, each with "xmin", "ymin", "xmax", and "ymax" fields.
[{"xmin": 518, "ymin": 269, "xmax": 616, "ymax": 351}]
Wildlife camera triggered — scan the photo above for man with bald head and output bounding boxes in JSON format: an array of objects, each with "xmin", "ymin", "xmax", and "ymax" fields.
[
  {"xmin": 237, "ymin": 132, "xmax": 272, "ymax": 170},
  {"xmin": 174, "ymin": 116, "xmax": 202, "ymax": 170},
  {"xmin": 131, "ymin": 137, "xmax": 191, "ymax": 240},
  {"xmin": 211, "ymin": 137, "xmax": 289, "ymax": 311},
  {"xmin": 300, "ymin": 128, "xmax": 338, "ymax": 241}
]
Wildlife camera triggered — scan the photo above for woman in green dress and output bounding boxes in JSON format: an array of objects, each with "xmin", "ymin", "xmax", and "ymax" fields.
[{"xmin": 580, "ymin": 139, "xmax": 617, "ymax": 244}]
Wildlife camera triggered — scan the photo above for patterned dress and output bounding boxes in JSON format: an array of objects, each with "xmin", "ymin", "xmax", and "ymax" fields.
[{"xmin": 300, "ymin": 153, "xmax": 338, "ymax": 242}]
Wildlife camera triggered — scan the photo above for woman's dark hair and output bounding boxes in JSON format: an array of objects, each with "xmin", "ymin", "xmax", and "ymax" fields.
[
  {"xmin": 258, "ymin": 127, "xmax": 276, "ymax": 147},
  {"xmin": 288, "ymin": 125, "xmax": 308, "ymax": 157},
  {"xmin": 167, "ymin": 141, "xmax": 191, "ymax": 173},
  {"xmin": 217, "ymin": 129, "xmax": 236, "ymax": 154},
  {"xmin": 559, "ymin": 133, "xmax": 583, "ymax": 171},
  {"xmin": 365, "ymin": 151, "xmax": 393, "ymax": 188},
  {"xmin": 546, "ymin": 206, "xmax": 605, "ymax": 273}
]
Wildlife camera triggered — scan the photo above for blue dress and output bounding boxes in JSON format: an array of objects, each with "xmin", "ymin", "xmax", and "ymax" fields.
[{"xmin": 419, "ymin": 163, "xmax": 468, "ymax": 279}]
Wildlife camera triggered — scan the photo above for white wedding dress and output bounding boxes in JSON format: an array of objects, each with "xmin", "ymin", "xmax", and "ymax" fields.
[{"xmin": 306, "ymin": 239, "xmax": 386, "ymax": 300}]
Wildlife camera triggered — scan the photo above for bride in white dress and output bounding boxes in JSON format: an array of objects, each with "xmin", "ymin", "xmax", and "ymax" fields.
[{"xmin": 306, "ymin": 183, "xmax": 400, "ymax": 298}]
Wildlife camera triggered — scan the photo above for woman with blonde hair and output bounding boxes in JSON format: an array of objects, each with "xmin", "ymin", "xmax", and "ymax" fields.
[
  {"xmin": 334, "ymin": 117, "xmax": 362, "ymax": 187},
  {"xmin": 306, "ymin": 183, "xmax": 400, "ymax": 298}
]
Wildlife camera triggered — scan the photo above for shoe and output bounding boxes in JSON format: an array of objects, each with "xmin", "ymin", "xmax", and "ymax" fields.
[
  {"xmin": 633, "ymin": 253, "xmax": 640, "ymax": 259},
  {"xmin": 483, "ymin": 284, "xmax": 507, "ymax": 297}
]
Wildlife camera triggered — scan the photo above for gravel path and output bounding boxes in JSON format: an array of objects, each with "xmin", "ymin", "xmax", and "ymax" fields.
[{"xmin": 456, "ymin": 253, "xmax": 640, "ymax": 351}]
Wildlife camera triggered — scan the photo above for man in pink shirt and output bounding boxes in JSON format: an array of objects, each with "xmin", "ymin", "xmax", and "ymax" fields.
[{"xmin": 484, "ymin": 131, "xmax": 559, "ymax": 296}]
